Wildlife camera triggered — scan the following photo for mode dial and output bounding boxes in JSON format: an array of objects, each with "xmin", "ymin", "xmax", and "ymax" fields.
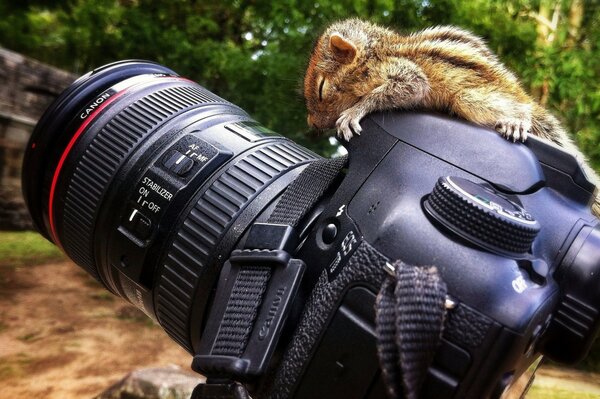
[{"xmin": 424, "ymin": 176, "xmax": 540, "ymax": 257}]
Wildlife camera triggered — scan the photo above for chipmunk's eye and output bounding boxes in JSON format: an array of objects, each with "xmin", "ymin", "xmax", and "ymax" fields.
[{"xmin": 318, "ymin": 78, "xmax": 325, "ymax": 101}]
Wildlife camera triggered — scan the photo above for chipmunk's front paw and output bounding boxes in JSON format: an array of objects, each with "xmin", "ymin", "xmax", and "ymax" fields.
[
  {"xmin": 336, "ymin": 108, "xmax": 364, "ymax": 141},
  {"xmin": 495, "ymin": 118, "xmax": 531, "ymax": 142}
]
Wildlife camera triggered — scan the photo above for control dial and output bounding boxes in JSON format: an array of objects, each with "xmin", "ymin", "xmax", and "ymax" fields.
[{"xmin": 424, "ymin": 176, "xmax": 540, "ymax": 257}]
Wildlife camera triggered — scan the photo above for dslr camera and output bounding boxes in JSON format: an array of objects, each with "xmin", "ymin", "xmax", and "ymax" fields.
[{"xmin": 22, "ymin": 61, "xmax": 600, "ymax": 398}]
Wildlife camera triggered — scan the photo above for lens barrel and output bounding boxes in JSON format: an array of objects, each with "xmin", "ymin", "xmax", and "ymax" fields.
[
  {"xmin": 22, "ymin": 61, "xmax": 178, "ymax": 241},
  {"xmin": 22, "ymin": 61, "xmax": 318, "ymax": 352}
]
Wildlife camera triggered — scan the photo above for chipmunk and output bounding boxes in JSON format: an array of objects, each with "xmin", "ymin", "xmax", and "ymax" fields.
[{"xmin": 304, "ymin": 18, "xmax": 600, "ymax": 216}]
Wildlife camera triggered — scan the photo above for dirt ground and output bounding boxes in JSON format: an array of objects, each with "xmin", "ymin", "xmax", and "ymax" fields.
[
  {"xmin": 0, "ymin": 260, "xmax": 191, "ymax": 398},
  {"xmin": 1, "ymin": 259, "xmax": 599, "ymax": 399}
]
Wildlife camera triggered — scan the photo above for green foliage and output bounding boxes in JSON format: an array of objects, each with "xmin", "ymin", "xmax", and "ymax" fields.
[{"xmin": 0, "ymin": 0, "xmax": 598, "ymax": 163}]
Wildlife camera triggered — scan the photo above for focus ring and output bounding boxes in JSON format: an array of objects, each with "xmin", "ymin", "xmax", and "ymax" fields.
[
  {"xmin": 62, "ymin": 83, "xmax": 230, "ymax": 282},
  {"xmin": 156, "ymin": 142, "xmax": 317, "ymax": 352}
]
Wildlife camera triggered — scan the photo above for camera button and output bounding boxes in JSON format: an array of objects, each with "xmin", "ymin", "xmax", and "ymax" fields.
[
  {"xmin": 322, "ymin": 223, "xmax": 338, "ymax": 244},
  {"xmin": 124, "ymin": 208, "xmax": 153, "ymax": 240},
  {"xmin": 163, "ymin": 150, "xmax": 195, "ymax": 176}
]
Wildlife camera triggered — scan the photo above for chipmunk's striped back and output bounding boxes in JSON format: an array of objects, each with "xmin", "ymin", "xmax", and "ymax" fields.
[{"xmin": 304, "ymin": 18, "xmax": 599, "ymax": 215}]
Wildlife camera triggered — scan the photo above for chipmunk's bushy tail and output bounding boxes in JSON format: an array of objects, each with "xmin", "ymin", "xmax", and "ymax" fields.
[
  {"xmin": 532, "ymin": 104, "xmax": 600, "ymax": 218},
  {"xmin": 531, "ymin": 104, "xmax": 569, "ymax": 144}
]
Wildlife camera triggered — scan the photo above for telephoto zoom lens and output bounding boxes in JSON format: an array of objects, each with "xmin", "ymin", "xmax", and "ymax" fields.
[{"xmin": 22, "ymin": 60, "xmax": 319, "ymax": 353}]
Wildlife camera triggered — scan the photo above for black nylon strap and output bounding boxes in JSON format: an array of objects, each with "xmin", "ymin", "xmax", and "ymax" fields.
[
  {"xmin": 375, "ymin": 261, "xmax": 448, "ymax": 399},
  {"xmin": 376, "ymin": 276, "xmax": 403, "ymax": 398},
  {"xmin": 212, "ymin": 266, "xmax": 272, "ymax": 357},
  {"xmin": 195, "ymin": 157, "xmax": 347, "ymax": 398},
  {"xmin": 209, "ymin": 155, "xmax": 347, "ymax": 358},
  {"xmin": 269, "ymin": 156, "xmax": 348, "ymax": 227}
]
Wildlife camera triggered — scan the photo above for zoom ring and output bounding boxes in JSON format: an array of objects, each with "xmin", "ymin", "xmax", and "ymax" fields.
[
  {"xmin": 427, "ymin": 180, "xmax": 538, "ymax": 254},
  {"xmin": 156, "ymin": 142, "xmax": 317, "ymax": 352},
  {"xmin": 62, "ymin": 84, "xmax": 230, "ymax": 282}
]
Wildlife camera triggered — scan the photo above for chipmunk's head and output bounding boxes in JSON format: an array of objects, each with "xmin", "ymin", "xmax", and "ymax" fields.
[{"xmin": 304, "ymin": 19, "xmax": 375, "ymax": 130}]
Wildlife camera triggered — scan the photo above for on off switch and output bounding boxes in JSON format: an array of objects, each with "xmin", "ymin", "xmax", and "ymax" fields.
[
  {"xmin": 124, "ymin": 208, "xmax": 153, "ymax": 240},
  {"xmin": 164, "ymin": 150, "xmax": 194, "ymax": 176}
]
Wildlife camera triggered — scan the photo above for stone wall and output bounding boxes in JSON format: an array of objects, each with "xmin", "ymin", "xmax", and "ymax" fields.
[{"xmin": 0, "ymin": 48, "xmax": 77, "ymax": 230}]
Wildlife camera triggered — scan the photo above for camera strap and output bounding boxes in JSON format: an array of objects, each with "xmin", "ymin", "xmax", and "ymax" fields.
[
  {"xmin": 375, "ymin": 261, "xmax": 448, "ymax": 399},
  {"xmin": 191, "ymin": 156, "xmax": 348, "ymax": 398}
]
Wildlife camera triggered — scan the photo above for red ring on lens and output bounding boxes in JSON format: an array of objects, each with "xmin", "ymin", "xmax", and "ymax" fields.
[
  {"xmin": 48, "ymin": 90, "xmax": 126, "ymax": 247},
  {"xmin": 47, "ymin": 75, "xmax": 193, "ymax": 247}
]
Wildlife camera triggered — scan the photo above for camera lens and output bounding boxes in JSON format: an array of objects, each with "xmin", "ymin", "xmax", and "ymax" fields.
[{"xmin": 22, "ymin": 61, "xmax": 318, "ymax": 353}]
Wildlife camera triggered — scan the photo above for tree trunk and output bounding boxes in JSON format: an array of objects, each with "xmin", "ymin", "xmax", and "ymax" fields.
[
  {"xmin": 567, "ymin": 0, "xmax": 584, "ymax": 46},
  {"xmin": 535, "ymin": 0, "xmax": 553, "ymax": 47},
  {"xmin": 531, "ymin": 0, "xmax": 560, "ymax": 106}
]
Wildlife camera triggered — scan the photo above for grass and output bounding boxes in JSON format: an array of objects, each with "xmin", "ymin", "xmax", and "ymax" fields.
[
  {"xmin": 528, "ymin": 386, "xmax": 600, "ymax": 398},
  {"xmin": 0, "ymin": 231, "xmax": 64, "ymax": 267}
]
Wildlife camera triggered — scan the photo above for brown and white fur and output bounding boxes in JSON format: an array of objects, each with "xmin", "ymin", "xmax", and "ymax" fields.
[{"xmin": 304, "ymin": 18, "xmax": 600, "ymax": 216}]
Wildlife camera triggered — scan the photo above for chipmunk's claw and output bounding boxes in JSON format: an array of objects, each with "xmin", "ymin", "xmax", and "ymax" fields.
[
  {"xmin": 495, "ymin": 118, "xmax": 530, "ymax": 142},
  {"xmin": 336, "ymin": 108, "xmax": 364, "ymax": 141}
]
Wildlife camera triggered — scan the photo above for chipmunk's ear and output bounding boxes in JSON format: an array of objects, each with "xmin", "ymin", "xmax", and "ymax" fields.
[{"xmin": 329, "ymin": 33, "xmax": 357, "ymax": 64}]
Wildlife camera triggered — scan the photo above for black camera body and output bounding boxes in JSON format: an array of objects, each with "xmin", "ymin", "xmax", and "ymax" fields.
[
  {"xmin": 22, "ymin": 61, "xmax": 600, "ymax": 399},
  {"xmin": 261, "ymin": 111, "xmax": 600, "ymax": 398}
]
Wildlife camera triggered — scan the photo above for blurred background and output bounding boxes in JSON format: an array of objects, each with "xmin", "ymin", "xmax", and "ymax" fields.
[{"xmin": 0, "ymin": 0, "xmax": 599, "ymax": 398}]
